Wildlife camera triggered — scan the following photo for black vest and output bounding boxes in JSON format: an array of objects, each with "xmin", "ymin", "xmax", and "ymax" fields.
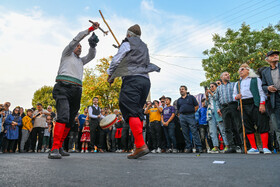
[{"xmin": 91, "ymin": 106, "xmax": 100, "ymax": 116}]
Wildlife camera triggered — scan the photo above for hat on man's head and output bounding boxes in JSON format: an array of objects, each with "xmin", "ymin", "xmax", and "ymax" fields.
[
  {"xmin": 128, "ymin": 24, "xmax": 141, "ymax": 36},
  {"xmin": 266, "ymin": 50, "xmax": 279, "ymax": 57}
]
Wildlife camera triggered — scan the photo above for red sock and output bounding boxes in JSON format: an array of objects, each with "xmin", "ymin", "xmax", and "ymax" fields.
[
  {"xmin": 247, "ymin": 133, "xmax": 257, "ymax": 149},
  {"xmin": 51, "ymin": 122, "xmax": 65, "ymax": 151},
  {"xmin": 129, "ymin": 117, "xmax": 145, "ymax": 148},
  {"xmin": 260, "ymin": 132, "xmax": 269, "ymax": 149},
  {"xmin": 82, "ymin": 147, "xmax": 85, "ymax": 151},
  {"xmin": 85, "ymin": 147, "xmax": 88, "ymax": 151},
  {"xmin": 60, "ymin": 127, "xmax": 70, "ymax": 148}
]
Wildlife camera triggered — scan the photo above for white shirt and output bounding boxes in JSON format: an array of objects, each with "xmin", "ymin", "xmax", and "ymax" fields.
[
  {"xmin": 107, "ymin": 42, "xmax": 130, "ymax": 75},
  {"xmin": 233, "ymin": 76, "xmax": 266, "ymax": 103}
]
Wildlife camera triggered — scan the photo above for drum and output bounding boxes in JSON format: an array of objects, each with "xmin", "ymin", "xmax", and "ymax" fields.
[{"xmin": 99, "ymin": 114, "xmax": 117, "ymax": 129}]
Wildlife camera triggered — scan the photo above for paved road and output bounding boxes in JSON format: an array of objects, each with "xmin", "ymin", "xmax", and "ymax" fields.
[{"xmin": 0, "ymin": 152, "xmax": 279, "ymax": 186}]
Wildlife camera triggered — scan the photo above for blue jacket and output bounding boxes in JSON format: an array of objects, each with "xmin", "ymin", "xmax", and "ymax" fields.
[
  {"xmin": 195, "ymin": 107, "xmax": 208, "ymax": 125},
  {"xmin": 5, "ymin": 114, "xmax": 22, "ymax": 140}
]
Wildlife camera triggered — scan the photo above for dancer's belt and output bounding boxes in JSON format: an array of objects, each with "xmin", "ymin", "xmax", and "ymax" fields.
[{"xmin": 221, "ymin": 101, "xmax": 237, "ymax": 108}]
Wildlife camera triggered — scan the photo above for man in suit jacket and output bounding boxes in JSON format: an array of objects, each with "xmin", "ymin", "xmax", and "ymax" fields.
[{"xmin": 261, "ymin": 50, "xmax": 280, "ymax": 146}]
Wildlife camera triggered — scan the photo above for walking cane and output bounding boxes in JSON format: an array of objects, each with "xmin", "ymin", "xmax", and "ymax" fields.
[
  {"xmin": 238, "ymin": 81, "xmax": 247, "ymax": 154},
  {"xmin": 99, "ymin": 10, "xmax": 120, "ymax": 48}
]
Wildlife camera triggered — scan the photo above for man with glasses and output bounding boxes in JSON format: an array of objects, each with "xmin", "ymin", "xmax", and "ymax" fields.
[
  {"xmin": 261, "ymin": 50, "xmax": 280, "ymax": 148},
  {"xmin": 233, "ymin": 64, "xmax": 270, "ymax": 154},
  {"xmin": 215, "ymin": 72, "xmax": 242, "ymax": 153}
]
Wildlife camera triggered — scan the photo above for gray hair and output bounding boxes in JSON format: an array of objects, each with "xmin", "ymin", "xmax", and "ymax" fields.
[
  {"xmin": 127, "ymin": 30, "xmax": 140, "ymax": 38},
  {"xmin": 220, "ymin": 72, "xmax": 228, "ymax": 78}
]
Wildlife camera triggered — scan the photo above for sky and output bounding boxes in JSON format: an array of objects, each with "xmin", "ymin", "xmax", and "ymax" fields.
[{"xmin": 0, "ymin": 0, "xmax": 279, "ymax": 110}]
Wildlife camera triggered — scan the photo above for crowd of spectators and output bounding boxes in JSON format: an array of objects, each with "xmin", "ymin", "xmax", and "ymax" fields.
[{"xmin": 0, "ymin": 51, "xmax": 279, "ymax": 155}]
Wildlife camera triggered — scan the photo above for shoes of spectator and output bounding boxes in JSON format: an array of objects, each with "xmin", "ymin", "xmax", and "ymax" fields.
[
  {"xmin": 151, "ymin": 149, "xmax": 156, "ymax": 153},
  {"xmin": 161, "ymin": 149, "xmax": 166, "ymax": 153},
  {"xmin": 236, "ymin": 146, "xmax": 242, "ymax": 153},
  {"xmin": 81, "ymin": 150, "xmax": 84, "ymax": 153},
  {"xmin": 167, "ymin": 149, "xmax": 172, "ymax": 153},
  {"xmin": 127, "ymin": 144, "xmax": 149, "ymax": 159},
  {"xmin": 28, "ymin": 150, "xmax": 34, "ymax": 153},
  {"xmin": 172, "ymin": 149, "xmax": 178, "ymax": 153},
  {"xmin": 156, "ymin": 148, "xmax": 162, "ymax": 153},
  {"xmin": 59, "ymin": 148, "xmax": 70, "ymax": 156},
  {"xmin": 224, "ymin": 148, "xmax": 237, "ymax": 153},
  {"xmin": 184, "ymin": 149, "xmax": 193, "ymax": 153},
  {"xmin": 223, "ymin": 147, "xmax": 228, "ymax": 153},
  {"xmin": 45, "ymin": 148, "xmax": 50, "ymax": 153},
  {"xmin": 48, "ymin": 149, "xmax": 62, "ymax": 159},
  {"xmin": 98, "ymin": 149, "xmax": 104, "ymax": 153},
  {"xmin": 20, "ymin": 150, "xmax": 26, "ymax": 153},
  {"xmin": 9, "ymin": 150, "xmax": 14, "ymax": 153},
  {"xmin": 263, "ymin": 148, "xmax": 272, "ymax": 154},
  {"xmin": 41, "ymin": 149, "xmax": 45, "ymax": 153},
  {"xmin": 247, "ymin": 148, "xmax": 260, "ymax": 154},
  {"xmin": 37, "ymin": 149, "xmax": 41, "ymax": 153},
  {"xmin": 196, "ymin": 148, "xmax": 203, "ymax": 153},
  {"xmin": 85, "ymin": 150, "xmax": 89, "ymax": 153},
  {"xmin": 210, "ymin": 148, "xmax": 220, "ymax": 154}
]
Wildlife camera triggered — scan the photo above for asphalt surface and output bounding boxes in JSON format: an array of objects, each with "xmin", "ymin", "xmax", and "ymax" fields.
[{"xmin": 0, "ymin": 152, "xmax": 279, "ymax": 187}]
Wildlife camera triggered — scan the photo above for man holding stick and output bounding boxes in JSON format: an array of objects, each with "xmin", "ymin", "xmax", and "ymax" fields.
[
  {"xmin": 107, "ymin": 24, "xmax": 160, "ymax": 159},
  {"xmin": 49, "ymin": 22, "xmax": 100, "ymax": 159},
  {"xmin": 261, "ymin": 50, "xmax": 280, "ymax": 147},
  {"xmin": 233, "ymin": 64, "xmax": 271, "ymax": 154}
]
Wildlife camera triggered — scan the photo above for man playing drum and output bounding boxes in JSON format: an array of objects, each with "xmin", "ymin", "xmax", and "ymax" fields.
[
  {"xmin": 107, "ymin": 24, "xmax": 160, "ymax": 159},
  {"xmin": 49, "ymin": 22, "xmax": 100, "ymax": 159}
]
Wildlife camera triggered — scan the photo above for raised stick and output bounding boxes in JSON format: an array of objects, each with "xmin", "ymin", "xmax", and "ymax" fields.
[
  {"xmin": 99, "ymin": 10, "xmax": 120, "ymax": 47},
  {"xmin": 88, "ymin": 20, "xmax": 108, "ymax": 35}
]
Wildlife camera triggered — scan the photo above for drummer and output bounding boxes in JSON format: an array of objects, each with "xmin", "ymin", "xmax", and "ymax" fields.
[{"xmin": 107, "ymin": 24, "xmax": 160, "ymax": 159}]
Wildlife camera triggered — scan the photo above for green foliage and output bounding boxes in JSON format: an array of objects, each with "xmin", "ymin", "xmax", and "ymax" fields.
[
  {"xmin": 201, "ymin": 22, "xmax": 280, "ymax": 86},
  {"xmin": 81, "ymin": 57, "xmax": 122, "ymax": 112},
  {"xmin": 32, "ymin": 86, "xmax": 55, "ymax": 110}
]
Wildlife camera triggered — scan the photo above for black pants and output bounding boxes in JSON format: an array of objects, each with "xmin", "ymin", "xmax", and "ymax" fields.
[
  {"xmin": 98, "ymin": 128, "xmax": 108, "ymax": 150},
  {"xmin": 242, "ymin": 99, "xmax": 270, "ymax": 134},
  {"xmin": 150, "ymin": 121, "xmax": 162, "ymax": 150},
  {"xmin": 221, "ymin": 102, "xmax": 242, "ymax": 148},
  {"xmin": 77, "ymin": 130, "xmax": 83, "ymax": 151},
  {"xmin": 89, "ymin": 119, "xmax": 101, "ymax": 150},
  {"xmin": 199, "ymin": 125, "xmax": 212, "ymax": 150},
  {"xmin": 119, "ymin": 76, "xmax": 150, "ymax": 123},
  {"xmin": 3, "ymin": 139, "xmax": 16, "ymax": 152},
  {"xmin": 53, "ymin": 81, "xmax": 82, "ymax": 128},
  {"xmin": 31, "ymin": 127, "xmax": 44, "ymax": 151},
  {"xmin": 121, "ymin": 123, "xmax": 133, "ymax": 151}
]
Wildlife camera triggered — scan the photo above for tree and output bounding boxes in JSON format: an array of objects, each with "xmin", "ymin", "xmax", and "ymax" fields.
[
  {"xmin": 201, "ymin": 22, "xmax": 280, "ymax": 86},
  {"xmin": 32, "ymin": 86, "xmax": 55, "ymax": 109},
  {"xmin": 81, "ymin": 57, "xmax": 122, "ymax": 112}
]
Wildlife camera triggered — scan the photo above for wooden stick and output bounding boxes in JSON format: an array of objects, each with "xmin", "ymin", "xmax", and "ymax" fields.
[
  {"xmin": 99, "ymin": 10, "xmax": 120, "ymax": 47},
  {"xmin": 238, "ymin": 81, "xmax": 247, "ymax": 154}
]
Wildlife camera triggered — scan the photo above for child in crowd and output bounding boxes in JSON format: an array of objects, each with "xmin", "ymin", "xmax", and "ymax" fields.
[
  {"xmin": 115, "ymin": 114, "xmax": 124, "ymax": 152},
  {"xmin": 81, "ymin": 120, "xmax": 90, "ymax": 153},
  {"xmin": 20, "ymin": 109, "xmax": 33, "ymax": 153},
  {"xmin": 42, "ymin": 116, "xmax": 52, "ymax": 152},
  {"xmin": 196, "ymin": 99, "xmax": 211, "ymax": 153}
]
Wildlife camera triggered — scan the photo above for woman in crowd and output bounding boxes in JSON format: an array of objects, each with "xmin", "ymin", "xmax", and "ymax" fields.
[{"xmin": 3, "ymin": 107, "xmax": 22, "ymax": 153}]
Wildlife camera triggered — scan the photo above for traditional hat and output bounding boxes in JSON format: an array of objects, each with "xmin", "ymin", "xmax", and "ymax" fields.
[{"xmin": 128, "ymin": 24, "xmax": 141, "ymax": 36}]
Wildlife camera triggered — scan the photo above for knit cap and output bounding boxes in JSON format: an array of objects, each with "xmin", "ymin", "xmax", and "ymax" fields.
[{"xmin": 128, "ymin": 24, "xmax": 141, "ymax": 36}]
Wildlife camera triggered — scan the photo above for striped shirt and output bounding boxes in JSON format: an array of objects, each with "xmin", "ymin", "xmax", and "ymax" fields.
[{"xmin": 215, "ymin": 82, "xmax": 236, "ymax": 110}]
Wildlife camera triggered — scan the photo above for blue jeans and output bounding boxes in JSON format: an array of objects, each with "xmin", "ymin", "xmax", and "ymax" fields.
[
  {"xmin": 179, "ymin": 114, "xmax": 202, "ymax": 149},
  {"xmin": 209, "ymin": 113, "xmax": 228, "ymax": 147},
  {"xmin": 163, "ymin": 122, "xmax": 177, "ymax": 149}
]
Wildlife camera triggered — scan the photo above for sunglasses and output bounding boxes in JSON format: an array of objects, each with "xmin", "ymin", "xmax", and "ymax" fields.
[
  {"xmin": 161, "ymin": 101, "xmax": 165, "ymax": 103},
  {"xmin": 210, "ymin": 86, "xmax": 215, "ymax": 88},
  {"xmin": 239, "ymin": 67, "xmax": 248, "ymax": 72}
]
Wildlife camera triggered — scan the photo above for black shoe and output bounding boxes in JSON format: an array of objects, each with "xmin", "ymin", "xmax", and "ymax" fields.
[
  {"xmin": 184, "ymin": 149, "xmax": 193, "ymax": 153},
  {"xmin": 20, "ymin": 150, "xmax": 26, "ymax": 153},
  {"xmin": 59, "ymin": 148, "xmax": 70, "ymax": 156},
  {"xmin": 48, "ymin": 149, "xmax": 62, "ymax": 159},
  {"xmin": 196, "ymin": 148, "xmax": 203, "ymax": 153},
  {"xmin": 224, "ymin": 148, "xmax": 236, "ymax": 153}
]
